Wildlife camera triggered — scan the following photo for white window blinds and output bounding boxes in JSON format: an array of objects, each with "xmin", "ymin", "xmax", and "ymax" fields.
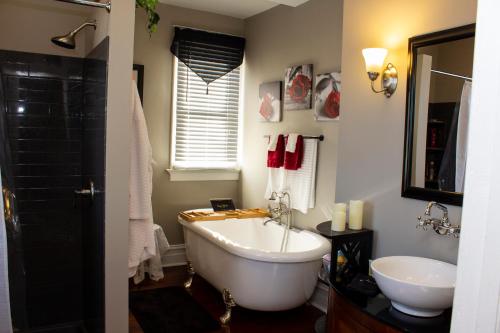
[{"xmin": 172, "ymin": 59, "xmax": 241, "ymax": 169}]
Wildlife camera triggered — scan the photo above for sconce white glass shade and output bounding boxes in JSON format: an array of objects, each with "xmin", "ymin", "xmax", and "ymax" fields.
[{"xmin": 362, "ymin": 48, "xmax": 388, "ymax": 73}]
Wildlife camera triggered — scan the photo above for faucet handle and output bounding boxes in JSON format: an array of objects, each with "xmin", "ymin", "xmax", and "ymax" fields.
[
  {"xmin": 416, "ymin": 216, "xmax": 425, "ymax": 229},
  {"xmin": 449, "ymin": 226, "xmax": 460, "ymax": 238},
  {"xmin": 416, "ymin": 216, "xmax": 431, "ymax": 231},
  {"xmin": 441, "ymin": 216, "xmax": 450, "ymax": 227}
]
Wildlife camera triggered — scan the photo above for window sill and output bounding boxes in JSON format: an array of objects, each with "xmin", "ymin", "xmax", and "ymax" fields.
[{"xmin": 166, "ymin": 168, "xmax": 240, "ymax": 182}]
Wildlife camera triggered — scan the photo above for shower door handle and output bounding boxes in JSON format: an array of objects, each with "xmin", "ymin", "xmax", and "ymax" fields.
[
  {"xmin": 74, "ymin": 180, "xmax": 101, "ymax": 202},
  {"xmin": 2, "ymin": 187, "xmax": 19, "ymax": 230}
]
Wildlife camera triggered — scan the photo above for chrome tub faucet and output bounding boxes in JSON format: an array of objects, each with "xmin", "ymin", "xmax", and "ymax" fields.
[
  {"xmin": 417, "ymin": 201, "xmax": 460, "ymax": 238},
  {"xmin": 264, "ymin": 191, "xmax": 293, "ymax": 229}
]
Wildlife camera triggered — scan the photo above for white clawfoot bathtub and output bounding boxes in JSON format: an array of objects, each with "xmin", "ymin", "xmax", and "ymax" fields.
[{"xmin": 178, "ymin": 214, "xmax": 331, "ymax": 311}]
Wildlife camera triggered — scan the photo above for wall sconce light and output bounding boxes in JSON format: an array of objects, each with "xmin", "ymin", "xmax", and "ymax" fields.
[{"xmin": 362, "ymin": 48, "xmax": 398, "ymax": 97}]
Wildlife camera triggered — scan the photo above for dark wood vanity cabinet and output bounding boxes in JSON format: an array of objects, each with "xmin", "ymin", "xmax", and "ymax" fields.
[{"xmin": 326, "ymin": 288, "xmax": 400, "ymax": 333}]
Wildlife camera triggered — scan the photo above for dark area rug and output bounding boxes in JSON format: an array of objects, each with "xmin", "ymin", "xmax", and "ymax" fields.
[{"xmin": 129, "ymin": 287, "xmax": 220, "ymax": 333}]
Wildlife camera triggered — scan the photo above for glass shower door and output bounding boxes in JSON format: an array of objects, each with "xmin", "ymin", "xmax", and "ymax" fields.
[
  {"xmin": 0, "ymin": 68, "xmax": 28, "ymax": 332},
  {"xmin": 0, "ymin": 38, "xmax": 109, "ymax": 333}
]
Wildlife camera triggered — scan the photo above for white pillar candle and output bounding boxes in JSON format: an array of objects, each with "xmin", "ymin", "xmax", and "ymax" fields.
[
  {"xmin": 333, "ymin": 203, "xmax": 347, "ymax": 213},
  {"xmin": 349, "ymin": 200, "xmax": 364, "ymax": 230},
  {"xmin": 331, "ymin": 210, "xmax": 346, "ymax": 232},
  {"xmin": 331, "ymin": 203, "xmax": 347, "ymax": 231}
]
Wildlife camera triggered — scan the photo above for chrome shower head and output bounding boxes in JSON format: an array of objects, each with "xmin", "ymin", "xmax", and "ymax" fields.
[
  {"xmin": 51, "ymin": 34, "xmax": 76, "ymax": 49},
  {"xmin": 51, "ymin": 21, "xmax": 96, "ymax": 49}
]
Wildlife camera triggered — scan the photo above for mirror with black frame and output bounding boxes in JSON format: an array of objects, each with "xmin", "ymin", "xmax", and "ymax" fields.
[{"xmin": 402, "ymin": 24, "xmax": 475, "ymax": 206}]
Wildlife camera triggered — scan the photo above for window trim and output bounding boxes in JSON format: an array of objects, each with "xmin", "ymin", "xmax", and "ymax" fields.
[
  {"xmin": 169, "ymin": 56, "xmax": 243, "ymax": 181},
  {"xmin": 166, "ymin": 168, "xmax": 240, "ymax": 182},
  {"xmin": 170, "ymin": 55, "xmax": 179, "ymax": 171}
]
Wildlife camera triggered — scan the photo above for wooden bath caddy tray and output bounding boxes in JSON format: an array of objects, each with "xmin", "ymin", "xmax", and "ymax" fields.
[{"xmin": 179, "ymin": 208, "xmax": 270, "ymax": 222}]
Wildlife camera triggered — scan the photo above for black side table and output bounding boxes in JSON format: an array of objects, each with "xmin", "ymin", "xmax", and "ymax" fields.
[
  {"xmin": 316, "ymin": 221, "xmax": 373, "ymax": 286},
  {"xmin": 314, "ymin": 222, "xmax": 374, "ymax": 333}
]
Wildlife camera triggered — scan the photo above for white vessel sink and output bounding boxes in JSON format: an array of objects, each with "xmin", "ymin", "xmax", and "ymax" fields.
[{"xmin": 371, "ymin": 256, "xmax": 457, "ymax": 317}]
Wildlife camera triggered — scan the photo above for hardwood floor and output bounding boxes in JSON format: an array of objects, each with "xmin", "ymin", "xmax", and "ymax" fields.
[{"xmin": 129, "ymin": 266, "xmax": 323, "ymax": 333}]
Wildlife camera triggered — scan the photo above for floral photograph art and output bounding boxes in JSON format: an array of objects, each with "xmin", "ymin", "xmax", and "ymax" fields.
[
  {"xmin": 284, "ymin": 64, "xmax": 313, "ymax": 111},
  {"xmin": 314, "ymin": 72, "xmax": 340, "ymax": 121},
  {"xmin": 258, "ymin": 81, "xmax": 282, "ymax": 122}
]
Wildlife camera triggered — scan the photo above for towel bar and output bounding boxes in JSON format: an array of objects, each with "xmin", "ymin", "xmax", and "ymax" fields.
[{"xmin": 264, "ymin": 134, "xmax": 324, "ymax": 141}]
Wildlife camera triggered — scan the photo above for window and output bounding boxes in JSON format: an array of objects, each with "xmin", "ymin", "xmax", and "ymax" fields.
[{"xmin": 171, "ymin": 58, "xmax": 242, "ymax": 170}]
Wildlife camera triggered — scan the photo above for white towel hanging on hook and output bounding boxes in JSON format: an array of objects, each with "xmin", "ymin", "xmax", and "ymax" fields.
[{"xmin": 129, "ymin": 80, "xmax": 157, "ymax": 278}]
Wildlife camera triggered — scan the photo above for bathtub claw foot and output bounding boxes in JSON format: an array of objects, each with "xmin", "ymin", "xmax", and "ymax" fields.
[
  {"xmin": 220, "ymin": 288, "xmax": 236, "ymax": 325},
  {"xmin": 184, "ymin": 261, "xmax": 195, "ymax": 289}
]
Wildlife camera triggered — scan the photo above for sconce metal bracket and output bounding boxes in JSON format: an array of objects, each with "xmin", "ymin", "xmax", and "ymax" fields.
[
  {"xmin": 381, "ymin": 63, "xmax": 398, "ymax": 97},
  {"xmin": 368, "ymin": 63, "xmax": 398, "ymax": 97}
]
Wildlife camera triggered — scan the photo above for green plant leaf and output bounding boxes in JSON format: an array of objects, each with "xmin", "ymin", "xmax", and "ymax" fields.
[{"xmin": 136, "ymin": 0, "xmax": 160, "ymax": 36}]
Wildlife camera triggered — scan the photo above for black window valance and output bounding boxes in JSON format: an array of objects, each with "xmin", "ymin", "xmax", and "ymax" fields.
[{"xmin": 170, "ymin": 27, "xmax": 245, "ymax": 87}]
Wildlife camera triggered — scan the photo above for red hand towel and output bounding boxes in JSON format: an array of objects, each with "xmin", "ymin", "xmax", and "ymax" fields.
[
  {"xmin": 267, "ymin": 135, "xmax": 285, "ymax": 168},
  {"xmin": 284, "ymin": 135, "xmax": 304, "ymax": 170}
]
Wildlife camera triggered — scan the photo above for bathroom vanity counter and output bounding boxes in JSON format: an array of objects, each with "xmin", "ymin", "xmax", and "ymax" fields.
[
  {"xmin": 315, "ymin": 222, "xmax": 451, "ymax": 333},
  {"xmin": 327, "ymin": 284, "xmax": 452, "ymax": 333}
]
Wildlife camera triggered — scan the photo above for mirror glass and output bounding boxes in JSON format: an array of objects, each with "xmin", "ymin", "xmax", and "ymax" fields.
[{"xmin": 403, "ymin": 25, "xmax": 475, "ymax": 205}]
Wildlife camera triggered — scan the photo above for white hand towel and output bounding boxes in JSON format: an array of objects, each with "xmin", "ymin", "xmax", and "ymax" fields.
[
  {"xmin": 268, "ymin": 134, "xmax": 280, "ymax": 151},
  {"xmin": 265, "ymin": 167, "xmax": 286, "ymax": 199},
  {"xmin": 128, "ymin": 81, "xmax": 156, "ymax": 277},
  {"xmin": 284, "ymin": 138, "xmax": 318, "ymax": 213},
  {"xmin": 265, "ymin": 138, "xmax": 318, "ymax": 214},
  {"xmin": 285, "ymin": 133, "xmax": 299, "ymax": 153},
  {"xmin": 455, "ymin": 81, "xmax": 472, "ymax": 192},
  {"xmin": 0, "ymin": 170, "xmax": 13, "ymax": 333}
]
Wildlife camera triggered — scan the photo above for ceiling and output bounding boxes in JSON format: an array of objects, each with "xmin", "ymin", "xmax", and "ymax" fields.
[{"xmin": 158, "ymin": 0, "xmax": 310, "ymax": 19}]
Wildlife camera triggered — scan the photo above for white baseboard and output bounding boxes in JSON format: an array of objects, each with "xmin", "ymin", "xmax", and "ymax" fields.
[
  {"xmin": 163, "ymin": 243, "xmax": 329, "ymax": 313},
  {"xmin": 309, "ymin": 282, "xmax": 329, "ymax": 313},
  {"xmin": 163, "ymin": 244, "xmax": 188, "ymax": 267}
]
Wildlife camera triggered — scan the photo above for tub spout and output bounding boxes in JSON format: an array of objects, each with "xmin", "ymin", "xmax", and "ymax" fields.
[{"xmin": 263, "ymin": 216, "xmax": 281, "ymax": 226}]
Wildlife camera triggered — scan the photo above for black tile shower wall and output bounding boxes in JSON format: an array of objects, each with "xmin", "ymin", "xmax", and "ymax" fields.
[{"xmin": 0, "ymin": 50, "xmax": 85, "ymax": 328}]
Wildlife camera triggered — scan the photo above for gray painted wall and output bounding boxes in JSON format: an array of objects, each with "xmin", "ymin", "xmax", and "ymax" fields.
[
  {"xmin": 337, "ymin": 0, "xmax": 477, "ymax": 264},
  {"xmin": 241, "ymin": 0, "xmax": 344, "ymax": 232},
  {"xmin": 0, "ymin": 0, "xmax": 91, "ymax": 57},
  {"xmin": 134, "ymin": 4, "xmax": 245, "ymax": 244}
]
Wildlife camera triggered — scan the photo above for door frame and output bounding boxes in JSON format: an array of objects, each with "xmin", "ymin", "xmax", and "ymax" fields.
[{"xmin": 451, "ymin": 0, "xmax": 500, "ymax": 331}]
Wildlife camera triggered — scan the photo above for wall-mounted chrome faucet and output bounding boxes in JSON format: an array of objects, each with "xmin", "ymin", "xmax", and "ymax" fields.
[
  {"xmin": 264, "ymin": 191, "xmax": 293, "ymax": 229},
  {"xmin": 417, "ymin": 201, "xmax": 460, "ymax": 238}
]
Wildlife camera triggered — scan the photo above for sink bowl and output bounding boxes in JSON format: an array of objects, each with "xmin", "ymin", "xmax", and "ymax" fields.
[{"xmin": 371, "ymin": 256, "xmax": 457, "ymax": 317}]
